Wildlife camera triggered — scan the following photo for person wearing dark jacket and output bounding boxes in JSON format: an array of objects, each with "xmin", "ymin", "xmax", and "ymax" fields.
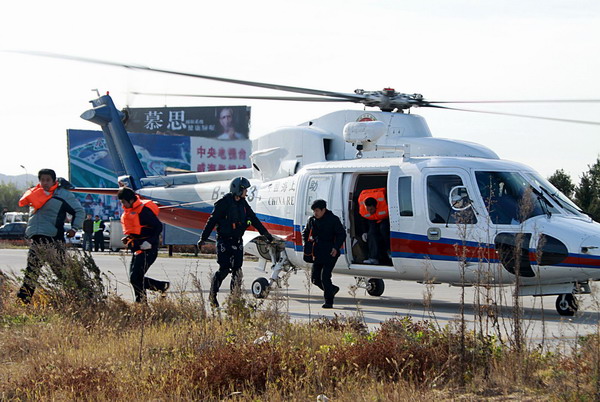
[
  {"xmin": 118, "ymin": 187, "xmax": 169, "ymax": 303},
  {"xmin": 198, "ymin": 177, "xmax": 273, "ymax": 307},
  {"xmin": 302, "ymin": 199, "xmax": 345, "ymax": 308},
  {"xmin": 16, "ymin": 168, "xmax": 84, "ymax": 303},
  {"xmin": 82, "ymin": 214, "xmax": 94, "ymax": 251}
]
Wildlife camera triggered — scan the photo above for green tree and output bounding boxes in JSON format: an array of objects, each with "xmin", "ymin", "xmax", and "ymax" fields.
[
  {"xmin": 548, "ymin": 169, "xmax": 575, "ymax": 199},
  {"xmin": 575, "ymin": 158, "xmax": 600, "ymax": 222},
  {"xmin": 0, "ymin": 182, "xmax": 27, "ymax": 213}
]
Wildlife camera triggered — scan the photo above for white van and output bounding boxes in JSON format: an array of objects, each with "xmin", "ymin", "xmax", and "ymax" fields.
[{"xmin": 2, "ymin": 212, "xmax": 28, "ymax": 225}]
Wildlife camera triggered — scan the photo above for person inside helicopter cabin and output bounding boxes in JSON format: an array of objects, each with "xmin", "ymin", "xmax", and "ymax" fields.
[
  {"xmin": 358, "ymin": 188, "xmax": 390, "ymax": 264},
  {"xmin": 303, "ymin": 199, "xmax": 345, "ymax": 309},
  {"xmin": 197, "ymin": 177, "xmax": 274, "ymax": 308}
]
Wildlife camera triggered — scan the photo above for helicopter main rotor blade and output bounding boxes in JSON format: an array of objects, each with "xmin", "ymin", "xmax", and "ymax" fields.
[
  {"xmin": 131, "ymin": 91, "xmax": 350, "ymax": 102},
  {"xmin": 428, "ymin": 99, "xmax": 600, "ymax": 104},
  {"xmin": 424, "ymin": 104, "xmax": 600, "ymax": 126},
  {"xmin": 12, "ymin": 51, "xmax": 367, "ymax": 102}
]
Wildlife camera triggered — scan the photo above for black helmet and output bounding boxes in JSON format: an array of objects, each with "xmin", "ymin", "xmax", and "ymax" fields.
[{"xmin": 230, "ymin": 177, "xmax": 251, "ymax": 196}]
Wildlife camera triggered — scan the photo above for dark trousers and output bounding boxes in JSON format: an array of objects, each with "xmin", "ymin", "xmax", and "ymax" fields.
[
  {"xmin": 311, "ymin": 257, "xmax": 338, "ymax": 304},
  {"xmin": 367, "ymin": 220, "xmax": 390, "ymax": 260},
  {"xmin": 210, "ymin": 237, "xmax": 244, "ymax": 299},
  {"xmin": 17, "ymin": 235, "xmax": 65, "ymax": 303},
  {"xmin": 129, "ymin": 248, "xmax": 167, "ymax": 302},
  {"xmin": 83, "ymin": 232, "xmax": 93, "ymax": 251},
  {"xmin": 94, "ymin": 231, "xmax": 104, "ymax": 252}
]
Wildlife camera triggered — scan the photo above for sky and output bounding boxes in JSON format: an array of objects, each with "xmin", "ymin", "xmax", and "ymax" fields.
[{"xmin": 1, "ymin": 0, "xmax": 599, "ymax": 182}]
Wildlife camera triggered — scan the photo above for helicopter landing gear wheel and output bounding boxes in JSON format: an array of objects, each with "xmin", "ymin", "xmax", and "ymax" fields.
[
  {"xmin": 556, "ymin": 293, "xmax": 578, "ymax": 316},
  {"xmin": 366, "ymin": 278, "xmax": 385, "ymax": 297},
  {"xmin": 252, "ymin": 277, "xmax": 270, "ymax": 299}
]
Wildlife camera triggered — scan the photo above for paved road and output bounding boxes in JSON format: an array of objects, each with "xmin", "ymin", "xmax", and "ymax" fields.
[{"xmin": 2, "ymin": 248, "xmax": 599, "ymax": 344}]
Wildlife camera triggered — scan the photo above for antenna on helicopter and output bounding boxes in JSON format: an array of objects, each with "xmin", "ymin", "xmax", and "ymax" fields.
[{"xmin": 91, "ymin": 88, "xmax": 100, "ymax": 97}]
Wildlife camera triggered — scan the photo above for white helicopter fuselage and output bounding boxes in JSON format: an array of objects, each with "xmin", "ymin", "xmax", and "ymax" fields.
[
  {"xmin": 82, "ymin": 94, "xmax": 600, "ymax": 313},
  {"xmin": 135, "ymin": 109, "xmax": 600, "ymax": 297}
]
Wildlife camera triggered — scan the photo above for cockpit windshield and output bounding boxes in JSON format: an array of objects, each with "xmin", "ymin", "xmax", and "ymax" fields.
[
  {"xmin": 524, "ymin": 172, "xmax": 587, "ymax": 218},
  {"xmin": 474, "ymin": 171, "xmax": 558, "ymax": 225}
]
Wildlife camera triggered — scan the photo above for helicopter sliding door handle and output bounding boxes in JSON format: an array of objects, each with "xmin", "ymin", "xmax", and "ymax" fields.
[{"xmin": 427, "ymin": 228, "xmax": 441, "ymax": 241}]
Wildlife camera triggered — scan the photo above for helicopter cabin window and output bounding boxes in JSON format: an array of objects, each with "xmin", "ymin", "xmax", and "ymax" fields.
[
  {"xmin": 305, "ymin": 175, "xmax": 333, "ymax": 216},
  {"xmin": 398, "ymin": 176, "xmax": 413, "ymax": 216},
  {"xmin": 427, "ymin": 175, "xmax": 476, "ymax": 224},
  {"xmin": 475, "ymin": 171, "xmax": 555, "ymax": 225},
  {"xmin": 323, "ymin": 139, "xmax": 334, "ymax": 161}
]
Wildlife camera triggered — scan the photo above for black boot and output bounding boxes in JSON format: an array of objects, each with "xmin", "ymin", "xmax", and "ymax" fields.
[{"xmin": 16, "ymin": 284, "xmax": 34, "ymax": 304}]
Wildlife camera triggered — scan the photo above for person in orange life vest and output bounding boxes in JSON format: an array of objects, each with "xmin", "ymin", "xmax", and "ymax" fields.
[
  {"xmin": 16, "ymin": 168, "xmax": 84, "ymax": 304},
  {"xmin": 117, "ymin": 187, "xmax": 169, "ymax": 303},
  {"xmin": 359, "ymin": 191, "xmax": 390, "ymax": 265}
]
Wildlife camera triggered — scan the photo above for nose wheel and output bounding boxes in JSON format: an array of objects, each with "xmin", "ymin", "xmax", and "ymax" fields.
[
  {"xmin": 555, "ymin": 293, "xmax": 578, "ymax": 316},
  {"xmin": 366, "ymin": 278, "xmax": 385, "ymax": 297},
  {"xmin": 252, "ymin": 277, "xmax": 270, "ymax": 299}
]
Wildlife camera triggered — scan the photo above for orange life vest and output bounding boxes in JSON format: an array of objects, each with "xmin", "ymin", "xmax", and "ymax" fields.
[
  {"xmin": 19, "ymin": 182, "xmax": 59, "ymax": 210},
  {"xmin": 121, "ymin": 197, "xmax": 160, "ymax": 235},
  {"xmin": 358, "ymin": 188, "xmax": 389, "ymax": 221}
]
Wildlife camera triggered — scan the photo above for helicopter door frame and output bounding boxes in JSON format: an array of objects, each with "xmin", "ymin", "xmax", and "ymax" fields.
[
  {"xmin": 342, "ymin": 170, "xmax": 392, "ymax": 267},
  {"xmin": 297, "ymin": 172, "xmax": 345, "ymax": 258},
  {"xmin": 420, "ymin": 167, "xmax": 488, "ymax": 283}
]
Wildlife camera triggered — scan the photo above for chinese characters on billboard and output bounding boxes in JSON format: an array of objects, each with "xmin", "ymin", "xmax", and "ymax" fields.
[{"xmin": 124, "ymin": 105, "xmax": 250, "ymax": 139}]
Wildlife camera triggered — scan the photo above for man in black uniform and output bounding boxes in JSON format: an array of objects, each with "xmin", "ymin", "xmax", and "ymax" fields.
[
  {"xmin": 303, "ymin": 199, "xmax": 345, "ymax": 308},
  {"xmin": 198, "ymin": 177, "xmax": 273, "ymax": 307}
]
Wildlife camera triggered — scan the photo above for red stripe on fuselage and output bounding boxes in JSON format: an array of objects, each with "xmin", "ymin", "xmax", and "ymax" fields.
[
  {"xmin": 390, "ymin": 237, "xmax": 497, "ymax": 260},
  {"xmin": 156, "ymin": 205, "xmax": 295, "ymax": 241}
]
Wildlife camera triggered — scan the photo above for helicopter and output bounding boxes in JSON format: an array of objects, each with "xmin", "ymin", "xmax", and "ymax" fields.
[{"xmin": 24, "ymin": 52, "xmax": 600, "ymax": 316}]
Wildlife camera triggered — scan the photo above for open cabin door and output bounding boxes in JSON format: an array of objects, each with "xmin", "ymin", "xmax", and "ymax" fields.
[{"xmin": 343, "ymin": 171, "xmax": 393, "ymax": 267}]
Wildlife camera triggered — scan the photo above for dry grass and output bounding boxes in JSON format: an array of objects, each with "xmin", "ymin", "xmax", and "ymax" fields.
[{"xmin": 1, "ymin": 249, "xmax": 600, "ymax": 400}]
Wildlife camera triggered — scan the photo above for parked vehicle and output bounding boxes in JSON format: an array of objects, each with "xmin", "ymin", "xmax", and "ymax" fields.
[
  {"xmin": 0, "ymin": 222, "xmax": 27, "ymax": 240},
  {"xmin": 2, "ymin": 211, "xmax": 28, "ymax": 225}
]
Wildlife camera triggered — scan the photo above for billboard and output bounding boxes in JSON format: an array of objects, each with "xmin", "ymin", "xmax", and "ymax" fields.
[
  {"xmin": 124, "ymin": 105, "xmax": 250, "ymax": 139},
  {"xmin": 67, "ymin": 105, "xmax": 252, "ymax": 244}
]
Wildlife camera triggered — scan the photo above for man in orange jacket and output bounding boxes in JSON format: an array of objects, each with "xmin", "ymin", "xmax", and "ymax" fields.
[
  {"xmin": 359, "ymin": 192, "xmax": 391, "ymax": 265},
  {"xmin": 117, "ymin": 187, "xmax": 169, "ymax": 302},
  {"xmin": 16, "ymin": 169, "xmax": 84, "ymax": 303}
]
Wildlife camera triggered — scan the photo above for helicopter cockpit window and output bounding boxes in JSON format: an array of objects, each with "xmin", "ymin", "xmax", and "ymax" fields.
[
  {"xmin": 525, "ymin": 172, "xmax": 587, "ymax": 218},
  {"xmin": 427, "ymin": 175, "xmax": 476, "ymax": 224},
  {"xmin": 475, "ymin": 171, "xmax": 554, "ymax": 225}
]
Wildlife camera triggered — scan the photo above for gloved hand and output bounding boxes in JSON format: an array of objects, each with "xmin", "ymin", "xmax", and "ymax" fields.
[
  {"xmin": 265, "ymin": 233, "xmax": 274, "ymax": 243},
  {"xmin": 121, "ymin": 236, "xmax": 130, "ymax": 245},
  {"xmin": 140, "ymin": 241, "xmax": 152, "ymax": 250},
  {"xmin": 361, "ymin": 233, "xmax": 368, "ymax": 242},
  {"xmin": 197, "ymin": 239, "xmax": 205, "ymax": 251}
]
